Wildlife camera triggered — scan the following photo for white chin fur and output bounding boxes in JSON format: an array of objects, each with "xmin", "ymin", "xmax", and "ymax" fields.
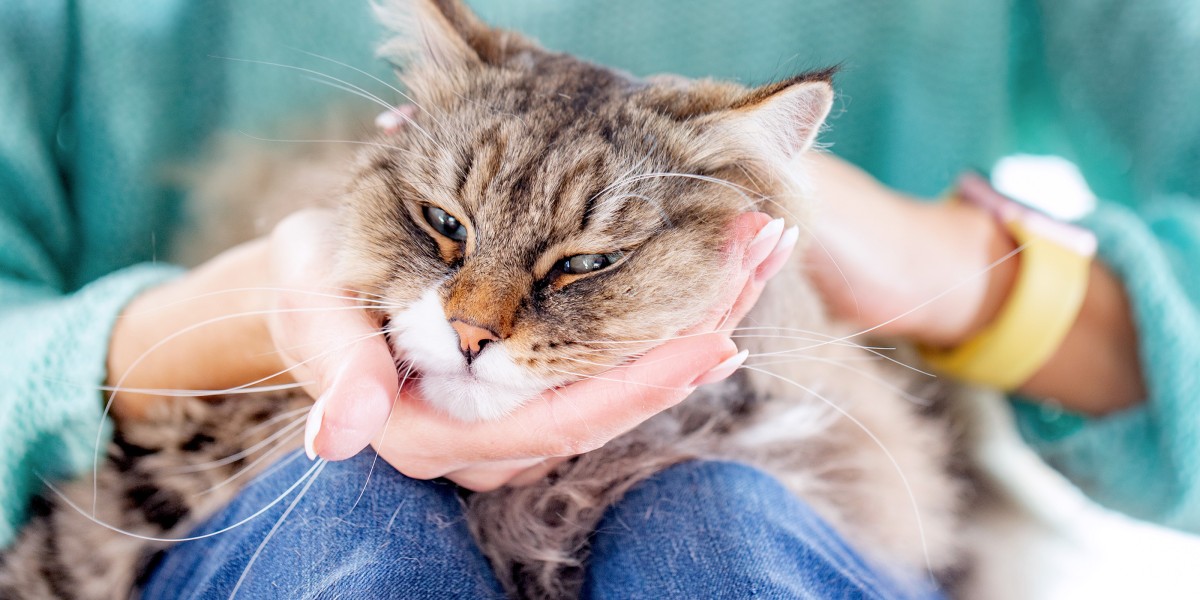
[
  {"xmin": 415, "ymin": 375, "xmax": 538, "ymax": 422},
  {"xmin": 391, "ymin": 289, "xmax": 548, "ymax": 422}
]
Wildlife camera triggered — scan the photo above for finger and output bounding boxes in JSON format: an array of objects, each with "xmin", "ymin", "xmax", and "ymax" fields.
[
  {"xmin": 507, "ymin": 456, "xmax": 571, "ymax": 487},
  {"xmin": 688, "ymin": 213, "xmax": 779, "ymax": 334},
  {"xmin": 492, "ymin": 332, "xmax": 740, "ymax": 459},
  {"xmin": 268, "ymin": 211, "xmax": 400, "ymax": 461},
  {"xmin": 724, "ymin": 224, "xmax": 801, "ymax": 328},
  {"xmin": 445, "ymin": 458, "xmax": 547, "ymax": 492},
  {"xmin": 303, "ymin": 319, "xmax": 398, "ymax": 461},
  {"xmin": 376, "ymin": 331, "xmax": 739, "ymax": 470}
]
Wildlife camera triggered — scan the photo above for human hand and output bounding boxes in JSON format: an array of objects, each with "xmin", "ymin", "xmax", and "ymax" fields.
[
  {"xmin": 303, "ymin": 211, "xmax": 796, "ymax": 491},
  {"xmin": 106, "ymin": 209, "xmax": 397, "ymax": 433},
  {"xmin": 801, "ymin": 153, "xmax": 1144, "ymax": 413},
  {"xmin": 109, "ymin": 209, "xmax": 794, "ymax": 489}
]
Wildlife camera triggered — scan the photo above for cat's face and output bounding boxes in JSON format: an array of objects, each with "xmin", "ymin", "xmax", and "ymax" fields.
[{"xmin": 336, "ymin": 0, "xmax": 832, "ymax": 421}]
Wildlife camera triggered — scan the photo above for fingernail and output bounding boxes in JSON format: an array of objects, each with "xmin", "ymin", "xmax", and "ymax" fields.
[
  {"xmin": 304, "ymin": 391, "xmax": 332, "ymax": 461},
  {"xmin": 746, "ymin": 218, "xmax": 785, "ymax": 267},
  {"xmin": 756, "ymin": 225, "xmax": 801, "ymax": 283},
  {"xmin": 690, "ymin": 349, "xmax": 749, "ymax": 387}
]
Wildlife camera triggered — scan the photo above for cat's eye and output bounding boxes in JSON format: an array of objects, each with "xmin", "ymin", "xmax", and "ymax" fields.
[
  {"xmin": 560, "ymin": 252, "xmax": 623, "ymax": 275},
  {"xmin": 423, "ymin": 205, "xmax": 468, "ymax": 242}
]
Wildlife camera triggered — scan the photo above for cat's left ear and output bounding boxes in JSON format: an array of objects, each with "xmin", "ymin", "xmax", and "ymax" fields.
[
  {"xmin": 695, "ymin": 70, "xmax": 835, "ymax": 166},
  {"xmin": 376, "ymin": 0, "xmax": 533, "ymax": 70}
]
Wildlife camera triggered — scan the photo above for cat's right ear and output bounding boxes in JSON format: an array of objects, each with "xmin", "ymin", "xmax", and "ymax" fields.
[
  {"xmin": 691, "ymin": 69, "xmax": 836, "ymax": 168},
  {"xmin": 375, "ymin": 0, "xmax": 527, "ymax": 69}
]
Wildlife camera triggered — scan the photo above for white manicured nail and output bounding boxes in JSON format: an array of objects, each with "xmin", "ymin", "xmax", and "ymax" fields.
[
  {"xmin": 746, "ymin": 218, "xmax": 785, "ymax": 266},
  {"xmin": 303, "ymin": 392, "xmax": 331, "ymax": 461},
  {"xmin": 691, "ymin": 349, "xmax": 750, "ymax": 387}
]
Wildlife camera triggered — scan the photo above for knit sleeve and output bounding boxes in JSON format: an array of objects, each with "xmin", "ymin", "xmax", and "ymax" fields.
[
  {"xmin": 1012, "ymin": 0, "xmax": 1200, "ymax": 531},
  {"xmin": 1014, "ymin": 199, "xmax": 1200, "ymax": 532},
  {"xmin": 0, "ymin": 3, "xmax": 182, "ymax": 548}
]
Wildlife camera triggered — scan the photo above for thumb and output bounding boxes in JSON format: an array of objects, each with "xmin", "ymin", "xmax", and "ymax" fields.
[{"xmin": 302, "ymin": 313, "xmax": 399, "ymax": 461}]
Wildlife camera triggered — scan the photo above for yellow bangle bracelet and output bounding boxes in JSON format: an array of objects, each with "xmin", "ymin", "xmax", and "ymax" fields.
[{"xmin": 919, "ymin": 173, "xmax": 1097, "ymax": 391}]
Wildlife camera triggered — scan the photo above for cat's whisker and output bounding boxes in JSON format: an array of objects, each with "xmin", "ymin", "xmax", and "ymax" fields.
[
  {"xmin": 210, "ymin": 54, "xmax": 438, "ymax": 144},
  {"xmin": 42, "ymin": 457, "xmax": 326, "ymax": 544},
  {"xmin": 549, "ymin": 354, "xmax": 626, "ymax": 371},
  {"xmin": 116, "ymin": 286, "xmax": 400, "ymax": 321},
  {"xmin": 567, "ymin": 325, "xmax": 864, "ymax": 349},
  {"xmin": 739, "ymin": 365, "xmax": 937, "ymax": 587},
  {"xmin": 743, "ymin": 355, "xmax": 932, "ymax": 406},
  {"xmin": 95, "ymin": 316, "xmax": 387, "ymax": 512},
  {"xmin": 301, "ymin": 75, "xmax": 405, "ymax": 116},
  {"xmin": 609, "ymin": 171, "xmax": 764, "ymax": 215},
  {"xmin": 97, "ymin": 381, "xmax": 311, "ymax": 399},
  {"xmin": 165, "ymin": 418, "xmax": 308, "ymax": 476},
  {"xmin": 199, "ymin": 424, "xmax": 307, "ymax": 499},
  {"xmin": 588, "ymin": 192, "xmax": 673, "ymax": 230},
  {"xmin": 541, "ymin": 378, "xmax": 594, "ymax": 442},
  {"xmin": 744, "ymin": 339, "xmax": 934, "ymax": 378},
  {"xmin": 728, "ymin": 332, "xmax": 891, "ymax": 350},
  {"xmin": 233, "ymin": 132, "xmax": 434, "ymax": 162},
  {"xmin": 830, "ymin": 242, "xmax": 1027, "ymax": 344},
  {"xmin": 240, "ymin": 406, "xmax": 313, "ymax": 441},
  {"xmin": 542, "ymin": 366, "xmax": 680, "ymax": 391},
  {"xmin": 262, "ymin": 323, "xmax": 397, "ymax": 359},
  {"xmin": 229, "ymin": 458, "xmax": 327, "ymax": 600},
  {"xmin": 286, "ymin": 46, "xmax": 445, "ymax": 127},
  {"xmin": 348, "ymin": 362, "xmax": 414, "ymax": 516}
]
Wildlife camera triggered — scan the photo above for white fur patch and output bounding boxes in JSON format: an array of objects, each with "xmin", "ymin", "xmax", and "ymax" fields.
[{"xmin": 390, "ymin": 289, "xmax": 545, "ymax": 421}]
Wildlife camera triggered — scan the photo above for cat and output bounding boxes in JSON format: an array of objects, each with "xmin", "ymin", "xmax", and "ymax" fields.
[{"xmin": 0, "ymin": 0, "xmax": 966, "ymax": 598}]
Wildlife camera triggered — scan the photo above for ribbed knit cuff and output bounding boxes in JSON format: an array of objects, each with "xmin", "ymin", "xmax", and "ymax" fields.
[
  {"xmin": 1014, "ymin": 199, "xmax": 1200, "ymax": 531},
  {"xmin": 0, "ymin": 263, "xmax": 182, "ymax": 548}
]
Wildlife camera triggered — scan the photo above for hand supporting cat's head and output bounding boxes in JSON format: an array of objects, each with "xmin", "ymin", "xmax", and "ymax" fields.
[{"xmin": 335, "ymin": 0, "xmax": 833, "ymax": 421}]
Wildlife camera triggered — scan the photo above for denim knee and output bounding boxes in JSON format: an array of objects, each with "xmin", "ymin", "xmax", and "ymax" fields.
[
  {"xmin": 141, "ymin": 451, "xmax": 505, "ymax": 599},
  {"xmin": 583, "ymin": 460, "xmax": 937, "ymax": 600}
]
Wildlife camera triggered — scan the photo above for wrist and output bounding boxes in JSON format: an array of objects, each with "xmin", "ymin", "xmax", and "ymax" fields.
[
  {"xmin": 919, "ymin": 173, "xmax": 1100, "ymax": 392},
  {"xmin": 907, "ymin": 200, "xmax": 1019, "ymax": 348}
]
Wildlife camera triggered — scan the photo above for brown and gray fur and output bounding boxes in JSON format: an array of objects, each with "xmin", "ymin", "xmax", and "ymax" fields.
[{"xmin": 0, "ymin": 0, "xmax": 967, "ymax": 598}]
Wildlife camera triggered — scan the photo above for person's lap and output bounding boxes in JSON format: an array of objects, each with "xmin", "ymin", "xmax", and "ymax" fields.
[{"xmin": 141, "ymin": 452, "xmax": 935, "ymax": 599}]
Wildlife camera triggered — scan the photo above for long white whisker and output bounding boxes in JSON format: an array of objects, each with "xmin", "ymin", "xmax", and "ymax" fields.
[
  {"xmin": 95, "ymin": 314, "xmax": 384, "ymax": 512},
  {"xmin": 97, "ymin": 381, "xmax": 311, "ymax": 398},
  {"xmin": 285, "ymin": 46, "xmax": 444, "ymax": 127},
  {"xmin": 229, "ymin": 459, "xmax": 327, "ymax": 600},
  {"xmin": 43, "ymin": 458, "xmax": 325, "ymax": 544},
  {"xmin": 745, "ymin": 355, "xmax": 932, "ymax": 406},
  {"xmin": 740, "ymin": 365, "xmax": 936, "ymax": 588},
  {"xmin": 209, "ymin": 55, "xmax": 437, "ymax": 144},
  {"xmin": 165, "ymin": 418, "xmax": 307, "ymax": 475},
  {"xmin": 241, "ymin": 406, "xmax": 313, "ymax": 441},
  {"xmin": 833, "ymin": 243, "xmax": 1027, "ymax": 344},
  {"xmin": 199, "ymin": 424, "xmax": 307, "ymax": 494}
]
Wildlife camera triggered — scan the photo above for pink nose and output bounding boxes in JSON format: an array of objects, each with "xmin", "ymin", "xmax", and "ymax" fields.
[{"xmin": 450, "ymin": 320, "xmax": 499, "ymax": 364}]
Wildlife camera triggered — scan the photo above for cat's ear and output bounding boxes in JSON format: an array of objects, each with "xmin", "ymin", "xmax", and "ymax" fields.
[
  {"xmin": 375, "ymin": 0, "xmax": 529, "ymax": 69},
  {"xmin": 693, "ymin": 70, "xmax": 835, "ymax": 166}
]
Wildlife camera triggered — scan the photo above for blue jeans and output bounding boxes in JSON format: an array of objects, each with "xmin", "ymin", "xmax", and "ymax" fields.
[{"xmin": 141, "ymin": 452, "xmax": 937, "ymax": 599}]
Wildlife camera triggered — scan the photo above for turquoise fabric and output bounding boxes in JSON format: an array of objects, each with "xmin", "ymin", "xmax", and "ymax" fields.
[{"xmin": 1, "ymin": 0, "xmax": 1197, "ymax": 546}]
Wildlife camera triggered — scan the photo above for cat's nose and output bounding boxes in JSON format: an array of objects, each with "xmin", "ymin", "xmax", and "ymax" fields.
[{"xmin": 450, "ymin": 320, "xmax": 499, "ymax": 364}]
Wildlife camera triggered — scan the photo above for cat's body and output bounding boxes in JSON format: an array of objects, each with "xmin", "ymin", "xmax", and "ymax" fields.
[{"xmin": 0, "ymin": 1, "xmax": 967, "ymax": 598}]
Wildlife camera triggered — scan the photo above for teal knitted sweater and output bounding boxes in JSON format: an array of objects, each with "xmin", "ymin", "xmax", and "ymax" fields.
[{"xmin": 2, "ymin": 0, "xmax": 1197, "ymax": 546}]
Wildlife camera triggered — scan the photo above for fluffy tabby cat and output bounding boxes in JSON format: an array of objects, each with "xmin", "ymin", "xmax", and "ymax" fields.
[{"xmin": 0, "ymin": 0, "xmax": 966, "ymax": 597}]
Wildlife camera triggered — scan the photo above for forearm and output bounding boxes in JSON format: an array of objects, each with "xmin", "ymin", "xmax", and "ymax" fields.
[
  {"xmin": 1018, "ymin": 260, "xmax": 1145, "ymax": 414},
  {"xmin": 107, "ymin": 239, "xmax": 285, "ymax": 420}
]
